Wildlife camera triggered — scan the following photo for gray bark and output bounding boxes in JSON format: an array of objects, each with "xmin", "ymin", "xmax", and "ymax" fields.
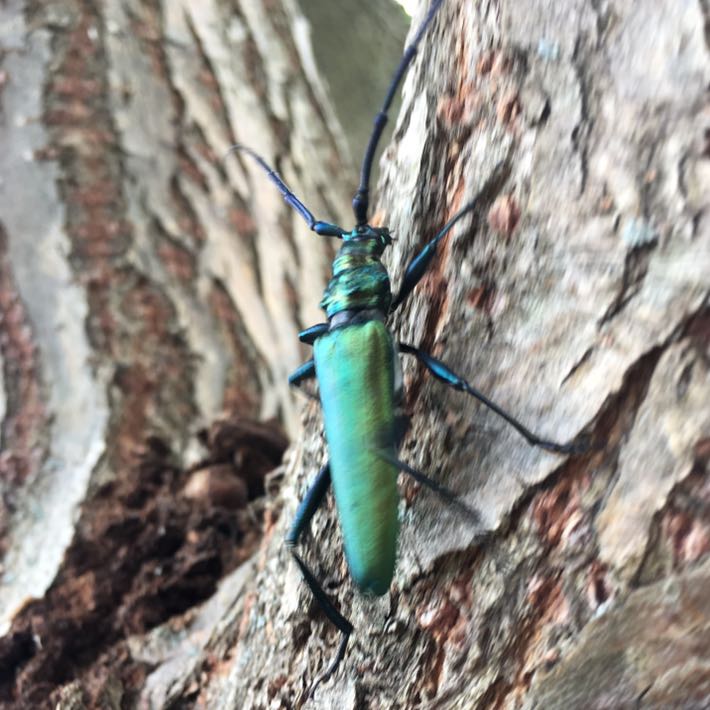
[{"xmin": 1, "ymin": 0, "xmax": 709, "ymax": 709}]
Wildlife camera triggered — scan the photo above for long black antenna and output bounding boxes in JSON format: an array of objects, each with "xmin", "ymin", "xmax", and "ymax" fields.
[
  {"xmin": 226, "ymin": 144, "xmax": 346, "ymax": 238},
  {"xmin": 352, "ymin": 0, "xmax": 445, "ymax": 226}
]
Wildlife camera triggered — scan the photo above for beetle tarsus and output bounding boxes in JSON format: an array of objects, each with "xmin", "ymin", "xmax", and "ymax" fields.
[{"xmin": 308, "ymin": 633, "xmax": 351, "ymax": 699}]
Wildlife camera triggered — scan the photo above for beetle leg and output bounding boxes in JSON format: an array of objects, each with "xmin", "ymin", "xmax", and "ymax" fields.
[
  {"xmin": 374, "ymin": 449, "xmax": 484, "ymax": 527},
  {"xmin": 286, "ymin": 463, "xmax": 354, "ymax": 694},
  {"xmin": 286, "ymin": 462, "xmax": 331, "ymax": 546},
  {"xmin": 288, "ymin": 360, "xmax": 320, "ymax": 401},
  {"xmin": 390, "ymin": 201, "xmax": 480, "ymax": 312},
  {"xmin": 390, "ymin": 160, "xmax": 510, "ymax": 313},
  {"xmin": 299, "ymin": 323, "xmax": 329, "ymax": 345},
  {"xmin": 399, "ymin": 343, "xmax": 587, "ymax": 454},
  {"xmin": 291, "ymin": 553, "xmax": 353, "ymax": 696},
  {"xmin": 288, "ymin": 359, "xmax": 316, "ymax": 388},
  {"xmin": 393, "ymin": 414, "xmax": 411, "ymax": 449}
]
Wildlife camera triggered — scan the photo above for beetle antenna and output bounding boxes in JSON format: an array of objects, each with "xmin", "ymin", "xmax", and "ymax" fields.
[
  {"xmin": 226, "ymin": 144, "xmax": 347, "ymax": 237},
  {"xmin": 352, "ymin": 0, "xmax": 445, "ymax": 226}
]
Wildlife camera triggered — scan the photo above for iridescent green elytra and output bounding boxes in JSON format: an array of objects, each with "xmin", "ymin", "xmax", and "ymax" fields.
[{"xmin": 314, "ymin": 318, "xmax": 398, "ymax": 595}]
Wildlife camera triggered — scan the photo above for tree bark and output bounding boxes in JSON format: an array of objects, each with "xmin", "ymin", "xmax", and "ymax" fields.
[
  {"xmin": 1, "ymin": 0, "xmax": 709, "ymax": 709},
  {"xmin": 0, "ymin": 0, "xmax": 348, "ymax": 706}
]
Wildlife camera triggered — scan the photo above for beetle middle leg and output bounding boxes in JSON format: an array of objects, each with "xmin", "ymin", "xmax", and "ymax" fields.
[
  {"xmin": 288, "ymin": 359, "xmax": 320, "ymax": 401},
  {"xmin": 286, "ymin": 463, "xmax": 354, "ymax": 694},
  {"xmin": 288, "ymin": 359, "xmax": 316, "ymax": 388},
  {"xmin": 399, "ymin": 343, "xmax": 586, "ymax": 454}
]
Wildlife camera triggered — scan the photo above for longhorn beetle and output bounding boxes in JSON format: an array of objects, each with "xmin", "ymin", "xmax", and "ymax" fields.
[{"xmin": 231, "ymin": 0, "xmax": 582, "ymax": 691}]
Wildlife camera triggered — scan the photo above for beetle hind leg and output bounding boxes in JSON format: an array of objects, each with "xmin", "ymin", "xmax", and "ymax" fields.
[
  {"xmin": 373, "ymin": 449, "xmax": 486, "ymax": 528},
  {"xmin": 286, "ymin": 462, "xmax": 354, "ymax": 695},
  {"xmin": 291, "ymin": 552, "xmax": 353, "ymax": 697}
]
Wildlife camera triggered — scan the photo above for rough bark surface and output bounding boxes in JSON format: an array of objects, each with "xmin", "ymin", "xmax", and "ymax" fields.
[{"xmin": 1, "ymin": 0, "xmax": 709, "ymax": 709}]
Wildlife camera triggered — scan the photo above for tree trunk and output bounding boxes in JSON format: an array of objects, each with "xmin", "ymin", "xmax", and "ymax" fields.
[
  {"xmin": 0, "ymin": 0, "xmax": 348, "ymax": 706},
  {"xmin": 2, "ymin": 1, "xmax": 709, "ymax": 709}
]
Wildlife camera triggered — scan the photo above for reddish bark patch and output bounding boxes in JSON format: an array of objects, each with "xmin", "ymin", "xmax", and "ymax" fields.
[
  {"xmin": 586, "ymin": 561, "xmax": 612, "ymax": 609},
  {"xmin": 415, "ymin": 573, "xmax": 474, "ymax": 701},
  {"xmin": 417, "ymin": 595, "xmax": 461, "ymax": 636},
  {"xmin": 157, "ymin": 235, "xmax": 196, "ymax": 284},
  {"xmin": 496, "ymin": 90, "xmax": 521, "ymax": 126},
  {"xmin": 488, "ymin": 195, "xmax": 521, "ymax": 238},
  {"xmin": 437, "ymin": 92, "xmax": 470, "ymax": 132},
  {"xmin": 0, "ymin": 228, "xmax": 47, "ymax": 489},
  {"xmin": 532, "ymin": 475, "xmax": 583, "ymax": 548},
  {"xmin": 517, "ymin": 572, "xmax": 570, "ymax": 682},
  {"xmin": 177, "ymin": 146, "xmax": 209, "ymax": 192},
  {"xmin": 660, "ymin": 465, "xmax": 710, "ymax": 569},
  {"xmin": 229, "ymin": 207, "xmax": 258, "ymax": 237},
  {"xmin": 476, "ymin": 51, "xmax": 495, "ymax": 75},
  {"xmin": 467, "ymin": 283, "xmax": 497, "ymax": 313}
]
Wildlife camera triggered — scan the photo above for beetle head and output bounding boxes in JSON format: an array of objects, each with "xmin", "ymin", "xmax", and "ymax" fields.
[{"xmin": 348, "ymin": 225, "xmax": 393, "ymax": 253}]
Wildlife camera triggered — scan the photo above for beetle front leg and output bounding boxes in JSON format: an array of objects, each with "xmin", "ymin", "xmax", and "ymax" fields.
[
  {"xmin": 298, "ymin": 323, "xmax": 329, "ymax": 345},
  {"xmin": 390, "ymin": 160, "xmax": 510, "ymax": 313}
]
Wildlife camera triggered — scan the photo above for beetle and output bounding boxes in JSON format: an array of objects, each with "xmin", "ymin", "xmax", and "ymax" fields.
[{"xmin": 230, "ymin": 0, "xmax": 582, "ymax": 691}]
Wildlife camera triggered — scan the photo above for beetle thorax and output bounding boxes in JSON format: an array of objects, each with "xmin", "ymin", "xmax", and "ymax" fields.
[{"xmin": 320, "ymin": 229, "xmax": 393, "ymax": 319}]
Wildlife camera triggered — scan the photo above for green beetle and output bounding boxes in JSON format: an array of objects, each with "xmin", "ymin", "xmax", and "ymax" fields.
[{"xmin": 231, "ymin": 0, "xmax": 581, "ymax": 691}]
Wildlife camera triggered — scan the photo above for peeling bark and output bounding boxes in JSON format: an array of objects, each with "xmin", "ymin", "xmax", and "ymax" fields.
[{"xmin": 1, "ymin": 0, "xmax": 709, "ymax": 709}]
